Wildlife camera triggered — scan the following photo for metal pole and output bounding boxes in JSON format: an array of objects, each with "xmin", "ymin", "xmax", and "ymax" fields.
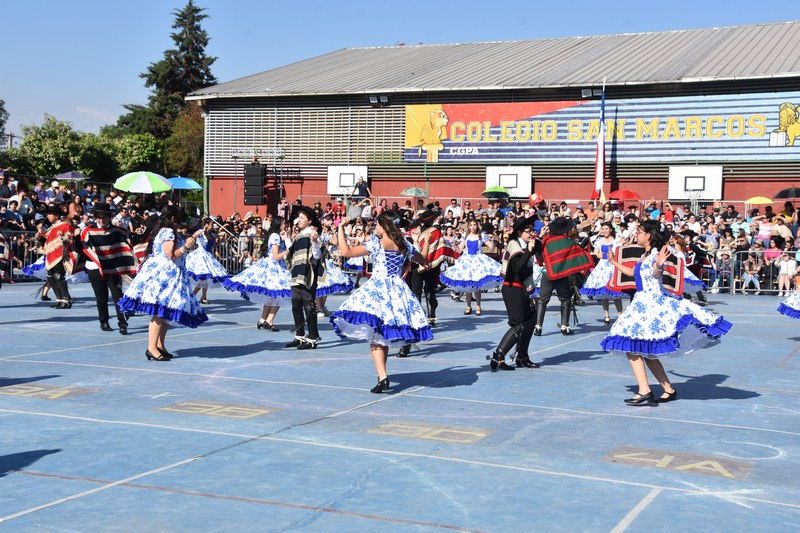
[{"xmin": 232, "ymin": 155, "xmax": 240, "ymax": 214}]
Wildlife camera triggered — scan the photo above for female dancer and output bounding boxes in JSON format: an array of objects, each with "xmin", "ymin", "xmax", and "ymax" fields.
[
  {"xmin": 222, "ymin": 216, "xmax": 291, "ymax": 331},
  {"xmin": 440, "ymin": 219, "xmax": 502, "ymax": 315},
  {"xmin": 119, "ymin": 210, "xmax": 208, "ymax": 361},
  {"xmin": 330, "ymin": 212, "xmax": 432, "ymax": 393},
  {"xmin": 315, "ymin": 227, "xmax": 354, "ymax": 317},
  {"xmin": 489, "ymin": 215, "xmax": 541, "ymax": 371},
  {"xmin": 186, "ymin": 218, "xmax": 230, "ymax": 304},
  {"xmin": 580, "ymin": 222, "xmax": 624, "ymax": 324},
  {"xmin": 601, "ymin": 220, "xmax": 732, "ymax": 404},
  {"xmin": 777, "ymin": 267, "xmax": 800, "ymax": 318}
]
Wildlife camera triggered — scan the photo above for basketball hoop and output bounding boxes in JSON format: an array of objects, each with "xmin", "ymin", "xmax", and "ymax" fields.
[{"xmin": 686, "ymin": 189, "xmax": 703, "ymax": 216}]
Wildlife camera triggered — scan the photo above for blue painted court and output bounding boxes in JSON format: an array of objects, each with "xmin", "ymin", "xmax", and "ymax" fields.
[{"xmin": 1, "ymin": 282, "xmax": 798, "ymax": 531}]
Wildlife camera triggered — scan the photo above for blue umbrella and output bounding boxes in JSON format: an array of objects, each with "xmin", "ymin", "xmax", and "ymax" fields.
[{"xmin": 167, "ymin": 176, "xmax": 202, "ymax": 190}]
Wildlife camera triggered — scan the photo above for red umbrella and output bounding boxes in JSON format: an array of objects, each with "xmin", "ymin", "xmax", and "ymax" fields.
[{"xmin": 609, "ymin": 188, "xmax": 641, "ymax": 201}]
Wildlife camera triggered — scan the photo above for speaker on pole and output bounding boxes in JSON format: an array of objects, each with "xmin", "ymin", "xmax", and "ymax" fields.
[{"xmin": 243, "ymin": 164, "xmax": 266, "ymax": 205}]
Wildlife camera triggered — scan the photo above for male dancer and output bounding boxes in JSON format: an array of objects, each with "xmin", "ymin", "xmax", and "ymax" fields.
[
  {"xmin": 285, "ymin": 205, "xmax": 323, "ymax": 350},
  {"xmin": 81, "ymin": 202, "xmax": 137, "ymax": 333},
  {"xmin": 42, "ymin": 204, "xmax": 74, "ymax": 309},
  {"xmin": 489, "ymin": 214, "xmax": 541, "ymax": 371},
  {"xmin": 398, "ymin": 207, "xmax": 458, "ymax": 357},
  {"xmin": 534, "ymin": 217, "xmax": 593, "ymax": 336}
]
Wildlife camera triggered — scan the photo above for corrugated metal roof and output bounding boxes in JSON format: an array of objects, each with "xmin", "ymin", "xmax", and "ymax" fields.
[{"xmin": 188, "ymin": 21, "xmax": 800, "ymax": 100}]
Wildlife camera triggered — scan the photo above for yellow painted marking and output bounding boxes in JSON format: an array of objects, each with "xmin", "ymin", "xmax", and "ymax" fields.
[
  {"xmin": 0, "ymin": 384, "xmax": 94, "ymax": 399},
  {"xmin": 673, "ymin": 460, "xmax": 736, "ymax": 479},
  {"xmin": 369, "ymin": 422, "xmax": 491, "ymax": 444},
  {"xmin": 160, "ymin": 401, "xmax": 271, "ymax": 419}
]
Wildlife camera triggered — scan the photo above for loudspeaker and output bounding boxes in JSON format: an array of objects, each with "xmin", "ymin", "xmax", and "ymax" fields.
[
  {"xmin": 244, "ymin": 194, "xmax": 265, "ymax": 206},
  {"xmin": 244, "ymin": 164, "xmax": 266, "ymax": 187}
]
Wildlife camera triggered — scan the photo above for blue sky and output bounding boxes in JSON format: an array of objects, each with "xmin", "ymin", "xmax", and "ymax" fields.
[{"xmin": 3, "ymin": 1, "xmax": 797, "ymax": 137}]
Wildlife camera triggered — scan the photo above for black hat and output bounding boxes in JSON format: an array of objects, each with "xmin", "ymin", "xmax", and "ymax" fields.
[
  {"xmin": 43, "ymin": 204, "xmax": 64, "ymax": 216},
  {"xmin": 681, "ymin": 229, "xmax": 698, "ymax": 239},
  {"xmin": 92, "ymin": 202, "xmax": 113, "ymax": 216},
  {"xmin": 481, "ymin": 222, "xmax": 495, "ymax": 234},
  {"xmin": 292, "ymin": 205, "xmax": 322, "ymax": 233},
  {"xmin": 382, "ymin": 210, "xmax": 410, "ymax": 229},
  {"xmin": 512, "ymin": 214, "xmax": 537, "ymax": 235},
  {"xmin": 409, "ymin": 209, "xmax": 439, "ymax": 229},
  {"xmin": 548, "ymin": 216, "xmax": 574, "ymax": 235}
]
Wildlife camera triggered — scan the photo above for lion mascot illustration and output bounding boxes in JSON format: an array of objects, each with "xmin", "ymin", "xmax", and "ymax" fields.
[
  {"xmin": 418, "ymin": 109, "xmax": 449, "ymax": 163},
  {"xmin": 774, "ymin": 102, "xmax": 800, "ymax": 146}
]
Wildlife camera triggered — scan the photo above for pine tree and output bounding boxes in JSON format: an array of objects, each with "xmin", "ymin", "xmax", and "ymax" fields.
[{"xmin": 112, "ymin": 1, "xmax": 216, "ymax": 139}]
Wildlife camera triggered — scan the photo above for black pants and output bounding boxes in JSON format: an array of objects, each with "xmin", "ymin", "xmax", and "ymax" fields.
[
  {"xmin": 494, "ymin": 284, "xmax": 536, "ymax": 357},
  {"xmin": 88, "ymin": 270, "xmax": 127, "ymax": 327},
  {"xmin": 535, "ymin": 271, "xmax": 572, "ymax": 328},
  {"xmin": 410, "ymin": 265, "xmax": 439, "ymax": 318},
  {"xmin": 47, "ymin": 263, "xmax": 70, "ymax": 303},
  {"xmin": 291, "ymin": 284, "xmax": 319, "ymax": 340}
]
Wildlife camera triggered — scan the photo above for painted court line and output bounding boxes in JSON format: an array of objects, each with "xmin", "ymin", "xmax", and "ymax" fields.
[
  {"xmin": 1, "ymin": 407, "xmax": 798, "ymax": 511},
  {"xmin": 0, "ymin": 457, "xmax": 200, "ymax": 523},
  {"xmin": 610, "ymin": 488, "xmax": 662, "ymax": 533},
  {"xmin": 4, "ymin": 470, "xmax": 485, "ymax": 532}
]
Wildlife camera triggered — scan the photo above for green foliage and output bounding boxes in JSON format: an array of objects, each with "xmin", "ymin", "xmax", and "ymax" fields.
[
  {"xmin": 113, "ymin": 133, "xmax": 165, "ymax": 175},
  {"xmin": 101, "ymin": 104, "xmax": 155, "ymax": 138},
  {"xmin": 0, "ymin": 98, "xmax": 8, "ymax": 139},
  {"xmin": 166, "ymin": 104, "xmax": 205, "ymax": 179},
  {"xmin": 18, "ymin": 115, "xmax": 82, "ymax": 176}
]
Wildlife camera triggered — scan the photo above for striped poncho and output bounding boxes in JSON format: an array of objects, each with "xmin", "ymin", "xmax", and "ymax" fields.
[{"xmin": 541, "ymin": 234, "xmax": 593, "ymax": 280}]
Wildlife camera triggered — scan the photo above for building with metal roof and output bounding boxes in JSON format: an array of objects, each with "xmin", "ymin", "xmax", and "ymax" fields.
[{"xmin": 188, "ymin": 20, "xmax": 800, "ymax": 216}]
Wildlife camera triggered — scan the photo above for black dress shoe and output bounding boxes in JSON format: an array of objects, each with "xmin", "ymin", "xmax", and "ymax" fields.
[
  {"xmin": 560, "ymin": 326, "xmax": 573, "ymax": 336},
  {"xmin": 515, "ymin": 357, "xmax": 540, "ymax": 369},
  {"xmin": 655, "ymin": 390, "xmax": 677, "ymax": 403},
  {"xmin": 297, "ymin": 340, "xmax": 317, "ymax": 350},
  {"xmin": 285, "ymin": 338, "xmax": 303, "ymax": 348},
  {"xmin": 370, "ymin": 377, "xmax": 390, "ymax": 393},
  {"xmin": 266, "ymin": 323, "xmax": 279, "ymax": 332},
  {"xmin": 533, "ymin": 325, "xmax": 542, "ymax": 336},
  {"xmin": 157, "ymin": 347, "xmax": 174, "ymax": 359},
  {"xmin": 624, "ymin": 392, "xmax": 654, "ymax": 405},
  {"xmin": 100, "ymin": 322, "xmax": 112, "ymax": 331},
  {"xmin": 397, "ymin": 345, "xmax": 411, "ymax": 358},
  {"xmin": 487, "ymin": 353, "xmax": 515, "ymax": 371},
  {"xmin": 119, "ymin": 326, "xmax": 128, "ymax": 335}
]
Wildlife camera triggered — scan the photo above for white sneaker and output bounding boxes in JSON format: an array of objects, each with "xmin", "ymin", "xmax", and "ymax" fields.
[
  {"xmin": 754, "ymin": 290, "xmax": 760, "ymax": 295},
  {"xmin": 316, "ymin": 311, "xmax": 325, "ymax": 318}
]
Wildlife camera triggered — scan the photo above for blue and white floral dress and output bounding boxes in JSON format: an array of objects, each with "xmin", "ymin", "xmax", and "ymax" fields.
[
  {"xmin": 440, "ymin": 237, "xmax": 502, "ymax": 291},
  {"xmin": 330, "ymin": 236, "xmax": 433, "ymax": 346},
  {"xmin": 600, "ymin": 250, "xmax": 732, "ymax": 358},
  {"xmin": 778, "ymin": 290, "xmax": 800, "ymax": 319},
  {"xmin": 315, "ymin": 233, "xmax": 354, "ymax": 297},
  {"xmin": 221, "ymin": 233, "xmax": 291, "ymax": 305},
  {"xmin": 119, "ymin": 228, "xmax": 208, "ymax": 328},
  {"xmin": 675, "ymin": 249, "xmax": 708, "ymax": 290},
  {"xmin": 24, "ymin": 256, "xmax": 89, "ymax": 284},
  {"xmin": 185, "ymin": 233, "xmax": 230, "ymax": 289},
  {"xmin": 581, "ymin": 239, "xmax": 624, "ymax": 299}
]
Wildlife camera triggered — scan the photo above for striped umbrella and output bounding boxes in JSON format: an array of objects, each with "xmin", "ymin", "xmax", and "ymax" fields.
[{"xmin": 113, "ymin": 171, "xmax": 173, "ymax": 194}]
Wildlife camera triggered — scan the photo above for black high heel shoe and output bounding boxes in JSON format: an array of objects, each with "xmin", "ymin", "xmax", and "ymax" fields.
[
  {"xmin": 624, "ymin": 391, "xmax": 654, "ymax": 405},
  {"xmin": 145, "ymin": 349, "xmax": 170, "ymax": 361},
  {"xmin": 603, "ymin": 317, "xmax": 611, "ymax": 325},
  {"xmin": 370, "ymin": 377, "xmax": 390, "ymax": 393},
  {"xmin": 257, "ymin": 320, "xmax": 266, "ymax": 329},
  {"xmin": 265, "ymin": 323, "xmax": 279, "ymax": 332},
  {"xmin": 157, "ymin": 347, "xmax": 174, "ymax": 359},
  {"xmin": 655, "ymin": 390, "xmax": 678, "ymax": 403}
]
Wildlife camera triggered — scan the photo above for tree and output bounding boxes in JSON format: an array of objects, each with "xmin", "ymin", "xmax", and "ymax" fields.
[
  {"xmin": 17, "ymin": 115, "xmax": 82, "ymax": 176},
  {"xmin": 166, "ymin": 104, "xmax": 205, "ymax": 179},
  {"xmin": 113, "ymin": 133, "xmax": 164, "ymax": 175},
  {"xmin": 0, "ymin": 98, "xmax": 8, "ymax": 140},
  {"xmin": 137, "ymin": 1, "xmax": 217, "ymax": 139}
]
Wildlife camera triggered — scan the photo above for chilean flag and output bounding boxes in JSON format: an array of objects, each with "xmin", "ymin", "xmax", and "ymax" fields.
[{"xmin": 591, "ymin": 78, "xmax": 606, "ymax": 200}]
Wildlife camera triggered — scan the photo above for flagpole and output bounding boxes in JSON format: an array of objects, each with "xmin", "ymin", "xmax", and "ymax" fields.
[{"xmin": 592, "ymin": 77, "xmax": 607, "ymax": 202}]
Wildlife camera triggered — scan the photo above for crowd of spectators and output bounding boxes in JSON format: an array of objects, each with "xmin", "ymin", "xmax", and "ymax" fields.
[{"xmin": 3, "ymin": 169, "xmax": 800, "ymax": 295}]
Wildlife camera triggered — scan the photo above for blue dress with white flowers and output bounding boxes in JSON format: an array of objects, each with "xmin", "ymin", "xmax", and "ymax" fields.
[
  {"xmin": 580, "ymin": 241, "xmax": 624, "ymax": 299},
  {"xmin": 119, "ymin": 228, "xmax": 208, "ymax": 328},
  {"xmin": 440, "ymin": 237, "xmax": 502, "ymax": 291},
  {"xmin": 778, "ymin": 290, "xmax": 800, "ymax": 319},
  {"xmin": 185, "ymin": 233, "xmax": 230, "ymax": 288},
  {"xmin": 330, "ymin": 236, "xmax": 433, "ymax": 346},
  {"xmin": 221, "ymin": 233, "xmax": 291, "ymax": 305},
  {"xmin": 600, "ymin": 250, "xmax": 731, "ymax": 358}
]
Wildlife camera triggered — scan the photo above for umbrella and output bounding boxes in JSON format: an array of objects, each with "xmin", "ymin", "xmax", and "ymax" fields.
[
  {"xmin": 113, "ymin": 171, "xmax": 172, "ymax": 194},
  {"xmin": 745, "ymin": 196, "xmax": 773, "ymax": 204},
  {"xmin": 168, "ymin": 176, "xmax": 202, "ymax": 190},
  {"xmin": 481, "ymin": 185, "xmax": 510, "ymax": 199},
  {"xmin": 55, "ymin": 171, "xmax": 89, "ymax": 181},
  {"xmin": 399, "ymin": 186, "xmax": 428, "ymax": 197},
  {"xmin": 609, "ymin": 188, "xmax": 641, "ymax": 201},
  {"xmin": 773, "ymin": 186, "xmax": 800, "ymax": 199}
]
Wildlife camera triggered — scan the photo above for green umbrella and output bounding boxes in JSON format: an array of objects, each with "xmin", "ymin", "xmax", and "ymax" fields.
[
  {"xmin": 481, "ymin": 185, "xmax": 510, "ymax": 199},
  {"xmin": 399, "ymin": 186, "xmax": 428, "ymax": 197},
  {"xmin": 113, "ymin": 171, "xmax": 173, "ymax": 194}
]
